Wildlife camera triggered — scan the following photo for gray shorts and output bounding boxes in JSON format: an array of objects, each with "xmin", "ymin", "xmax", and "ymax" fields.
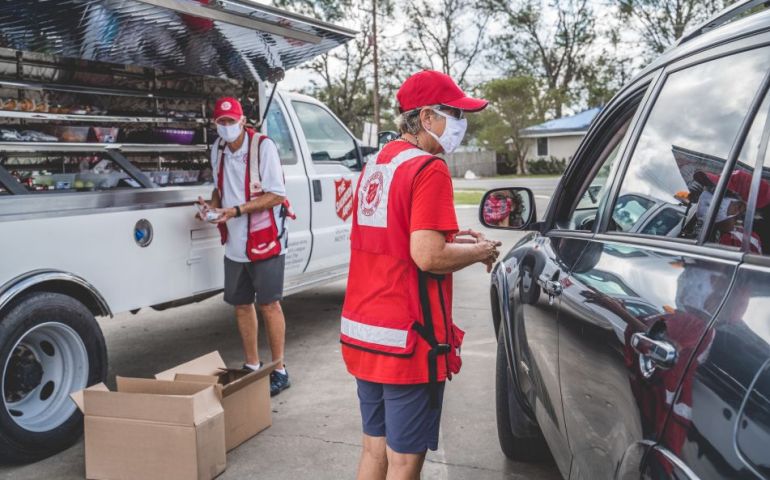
[{"xmin": 224, "ymin": 255, "xmax": 285, "ymax": 306}]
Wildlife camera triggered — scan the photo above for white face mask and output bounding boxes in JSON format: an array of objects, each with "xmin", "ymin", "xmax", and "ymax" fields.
[
  {"xmin": 424, "ymin": 108, "xmax": 467, "ymax": 154},
  {"xmin": 217, "ymin": 122, "xmax": 243, "ymax": 143}
]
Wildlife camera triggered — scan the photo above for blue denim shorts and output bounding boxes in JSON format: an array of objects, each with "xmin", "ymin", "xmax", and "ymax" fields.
[{"xmin": 356, "ymin": 379, "xmax": 445, "ymax": 454}]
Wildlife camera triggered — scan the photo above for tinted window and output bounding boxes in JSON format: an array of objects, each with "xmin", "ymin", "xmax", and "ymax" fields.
[
  {"xmin": 609, "ymin": 47, "xmax": 770, "ymax": 240},
  {"xmin": 292, "ymin": 101, "xmax": 358, "ymax": 168},
  {"xmin": 264, "ymin": 102, "xmax": 297, "ymax": 165},
  {"xmin": 560, "ymin": 113, "xmax": 634, "ymax": 231},
  {"xmin": 537, "ymin": 137, "xmax": 548, "ymax": 156},
  {"xmin": 640, "ymin": 207, "xmax": 685, "ymax": 236},
  {"xmin": 732, "ymin": 91, "xmax": 770, "ymax": 255}
]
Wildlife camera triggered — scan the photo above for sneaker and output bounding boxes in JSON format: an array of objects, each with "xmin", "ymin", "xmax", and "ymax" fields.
[{"xmin": 270, "ymin": 369, "xmax": 290, "ymax": 396}]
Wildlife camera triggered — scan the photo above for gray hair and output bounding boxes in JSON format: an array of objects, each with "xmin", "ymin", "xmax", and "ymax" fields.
[
  {"xmin": 396, "ymin": 109, "xmax": 421, "ymax": 135},
  {"xmin": 396, "ymin": 107, "xmax": 440, "ymax": 135}
]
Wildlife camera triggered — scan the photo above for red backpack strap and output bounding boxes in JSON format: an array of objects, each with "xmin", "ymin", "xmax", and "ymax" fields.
[{"xmin": 215, "ymin": 138, "xmax": 226, "ymax": 195}]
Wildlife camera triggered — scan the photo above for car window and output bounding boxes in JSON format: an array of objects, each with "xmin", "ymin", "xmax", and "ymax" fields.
[
  {"xmin": 264, "ymin": 102, "xmax": 298, "ymax": 165},
  {"xmin": 560, "ymin": 113, "xmax": 634, "ymax": 231},
  {"xmin": 640, "ymin": 207, "xmax": 685, "ymax": 236},
  {"xmin": 292, "ymin": 101, "xmax": 358, "ymax": 168},
  {"xmin": 738, "ymin": 92, "xmax": 770, "ymax": 255},
  {"xmin": 608, "ymin": 46, "xmax": 770, "ymax": 240}
]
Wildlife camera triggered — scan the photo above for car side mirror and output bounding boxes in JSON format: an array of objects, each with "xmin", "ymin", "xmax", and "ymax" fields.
[
  {"xmin": 360, "ymin": 145, "xmax": 378, "ymax": 165},
  {"xmin": 378, "ymin": 130, "xmax": 398, "ymax": 149},
  {"xmin": 479, "ymin": 187, "xmax": 537, "ymax": 230}
]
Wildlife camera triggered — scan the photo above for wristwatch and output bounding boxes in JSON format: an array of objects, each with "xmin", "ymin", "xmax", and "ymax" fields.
[{"xmin": 234, "ymin": 205, "xmax": 242, "ymax": 218}]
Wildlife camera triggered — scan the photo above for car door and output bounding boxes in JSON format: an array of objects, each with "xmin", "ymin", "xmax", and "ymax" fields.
[
  {"xmin": 643, "ymin": 55, "xmax": 770, "ymax": 480},
  {"xmin": 557, "ymin": 45, "xmax": 770, "ymax": 480},
  {"xmin": 500, "ymin": 77, "xmax": 650, "ymax": 477},
  {"xmin": 287, "ymin": 97, "xmax": 360, "ymax": 274}
]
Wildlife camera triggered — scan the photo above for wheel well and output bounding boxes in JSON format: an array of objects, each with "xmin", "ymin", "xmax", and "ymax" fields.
[
  {"xmin": 1, "ymin": 280, "xmax": 110, "ymax": 319},
  {"xmin": 491, "ymin": 286, "xmax": 502, "ymax": 335}
]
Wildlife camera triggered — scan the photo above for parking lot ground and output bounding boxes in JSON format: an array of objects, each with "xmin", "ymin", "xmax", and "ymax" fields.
[{"xmin": 0, "ymin": 206, "xmax": 560, "ymax": 480}]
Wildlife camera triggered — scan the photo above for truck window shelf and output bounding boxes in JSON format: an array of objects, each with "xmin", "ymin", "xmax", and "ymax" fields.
[
  {"xmin": 0, "ymin": 79, "xmax": 207, "ymax": 101},
  {"xmin": 0, "ymin": 142, "xmax": 209, "ymax": 153},
  {"xmin": 0, "ymin": 110, "xmax": 206, "ymax": 124}
]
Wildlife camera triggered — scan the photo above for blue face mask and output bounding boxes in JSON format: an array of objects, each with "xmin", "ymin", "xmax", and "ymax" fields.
[{"xmin": 424, "ymin": 108, "xmax": 468, "ymax": 153}]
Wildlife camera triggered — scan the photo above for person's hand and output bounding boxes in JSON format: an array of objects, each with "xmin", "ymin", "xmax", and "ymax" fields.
[
  {"xmin": 478, "ymin": 239, "xmax": 501, "ymax": 273},
  {"xmin": 195, "ymin": 196, "xmax": 210, "ymax": 221},
  {"xmin": 210, "ymin": 207, "xmax": 235, "ymax": 224},
  {"xmin": 455, "ymin": 229, "xmax": 486, "ymax": 244}
]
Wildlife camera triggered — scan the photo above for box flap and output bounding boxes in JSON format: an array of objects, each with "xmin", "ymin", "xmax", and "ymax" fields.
[
  {"xmin": 81, "ymin": 377, "xmax": 219, "ymax": 426},
  {"xmin": 155, "ymin": 351, "xmax": 226, "ymax": 380},
  {"xmin": 222, "ymin": 358, "xmax": 282, "ymax": 396},
  {"xmin": 70, "ymin": 383, "xmax": 108, "ymax": 413},
  {"xmin": 191, "ymin": 384, "xmax": 226, "ymax": 427},
  {"xmin": 174, "ymin": 373, "xmax": 221, "ymax": 385}
]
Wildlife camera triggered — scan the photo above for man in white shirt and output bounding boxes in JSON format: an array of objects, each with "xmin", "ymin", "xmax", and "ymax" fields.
[{"xmin": 197, "ymin": 97, "xmax": 291, "ymax": 395}]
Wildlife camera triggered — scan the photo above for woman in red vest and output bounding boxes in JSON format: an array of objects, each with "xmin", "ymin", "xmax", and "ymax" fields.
[{"xmin": 341, "ymin": 71, "xmax": 501, "ymax": 480}]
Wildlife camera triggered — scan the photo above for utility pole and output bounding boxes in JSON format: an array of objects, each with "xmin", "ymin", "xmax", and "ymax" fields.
[{"xmin": 372, "ymin": 0, "xmax": 380, "ymax": 132}]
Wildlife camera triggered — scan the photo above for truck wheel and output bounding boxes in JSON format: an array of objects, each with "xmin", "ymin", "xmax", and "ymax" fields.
[
  {"xmin": 0, "ymin": 292, "xmax": 107, "ymax": 463},
  {"xmin": 496, "ymin": 327, "xmax": 549, "ymax": 462}
]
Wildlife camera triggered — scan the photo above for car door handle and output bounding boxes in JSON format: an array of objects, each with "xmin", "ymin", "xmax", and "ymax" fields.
[
  {"xmin": 312, "ymin": 179, "xmax": 322, "ymax": 202},
  {"xmin": 631, "ymin": 332, "xmax": 678, "ymax": 376}
]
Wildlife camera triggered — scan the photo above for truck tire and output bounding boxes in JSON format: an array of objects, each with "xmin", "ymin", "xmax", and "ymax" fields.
[
  {"xmin": 496, "ymin": 327, "xmax": 550, "ymax": 462},
  {"xmin": 0, "ymin": 292, "xmax": 107, "ymax": 463}
]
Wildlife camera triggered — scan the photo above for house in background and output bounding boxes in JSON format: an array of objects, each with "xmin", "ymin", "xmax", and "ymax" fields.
[{"xmin": 519, "ymin": 107, "xmax": 601, "ymax": 164}]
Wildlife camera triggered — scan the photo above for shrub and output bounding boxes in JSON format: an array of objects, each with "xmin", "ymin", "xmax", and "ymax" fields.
[{"xmin": 527, "ymin": 156, "xmax": 567, "ymax": 175}]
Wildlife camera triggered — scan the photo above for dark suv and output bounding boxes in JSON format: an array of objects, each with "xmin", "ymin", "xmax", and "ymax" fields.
[{"xmin": 480, "ymin": 1, "xmax": 770, "ymax": 478}]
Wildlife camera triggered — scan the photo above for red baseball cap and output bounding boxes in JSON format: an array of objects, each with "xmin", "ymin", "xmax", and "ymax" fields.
[
  {"xmin": 213, "ymin": 97, "xmax": 244, "ymax": 121},
  {"xmin": 397, "ymin": 70, "xmax": 488, "ymax": 113},
  {"xmin": 697, "ymin": 169, "xmax": 770, "ymax": 208}
]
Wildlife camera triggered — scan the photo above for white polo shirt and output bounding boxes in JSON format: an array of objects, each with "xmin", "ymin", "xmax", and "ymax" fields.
[{"xmin": 211, "ymin": 134, "xmax": 287, "ymax": 262}]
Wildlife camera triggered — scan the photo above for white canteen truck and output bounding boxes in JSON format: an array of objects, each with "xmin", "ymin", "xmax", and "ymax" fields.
[{"xmin": 0, "ymin": 0, "xmax": 368, "ymax": 462}]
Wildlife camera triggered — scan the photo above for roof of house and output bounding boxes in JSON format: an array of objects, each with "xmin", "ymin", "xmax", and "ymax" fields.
[{"xmin": 520, "ymin": 107, "xmax": 601, "ymax": 138}]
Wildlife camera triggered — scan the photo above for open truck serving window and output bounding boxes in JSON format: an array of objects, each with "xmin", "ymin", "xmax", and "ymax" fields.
[{"xmin": 0, "ymin": 0, "xmax": 359, "ymax": 463}]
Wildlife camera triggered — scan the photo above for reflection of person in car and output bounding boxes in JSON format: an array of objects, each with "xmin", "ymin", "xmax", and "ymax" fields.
[
  {"xmin": 483, "ymin": 190, "xmax": 525, "ymax": 227},
  {"xmin": 483, "ymin": 192, "xmax": 513, "ymax": 226},
  {"xmin": 694, "ymin": 169, "xmax": 770, "ymax": 249},
  {"xmin": 696, "ymin": 190, "xmax": 762, "ymax": 253}
]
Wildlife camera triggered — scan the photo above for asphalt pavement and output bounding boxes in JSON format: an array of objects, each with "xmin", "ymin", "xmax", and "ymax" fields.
[{"xmin": 0, "ymin": 181, "xmax": 559, "ymax": 480}]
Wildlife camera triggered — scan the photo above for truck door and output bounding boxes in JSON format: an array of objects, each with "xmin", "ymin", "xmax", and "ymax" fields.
[
  {"xmin": 262, "ymin": 97, "xmax": 313, "ymax": 277},
  {"xmin": 287, "ymin": 96, "xmax": 360, "ymax": 273}
]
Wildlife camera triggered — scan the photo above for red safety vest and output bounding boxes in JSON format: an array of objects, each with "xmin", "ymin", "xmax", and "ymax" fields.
[
  {"xmin": 215, "ymin": 128, "xmax": 285, "ymax": 261},
  {"xmin": 340, "ymin": 141, "xmax": 464, "ymax": 400}
]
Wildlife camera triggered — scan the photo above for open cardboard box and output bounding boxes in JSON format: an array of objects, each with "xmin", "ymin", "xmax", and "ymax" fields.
[
  {"xmin": 71, "ymin": 377, "xmax": 226, "ymax": 480},
  {"xmin": 155, "ymin": 352, "xmax": 280, "ymax": 451}
]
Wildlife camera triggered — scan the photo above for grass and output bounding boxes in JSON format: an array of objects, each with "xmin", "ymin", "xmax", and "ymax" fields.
[
  {"xmin": 454, "ymin": 189, "xmax": 486, "ymax": 205},
  {"xmin": 492, "ymin": 173, "xmax": 561, "ymax": 179}
]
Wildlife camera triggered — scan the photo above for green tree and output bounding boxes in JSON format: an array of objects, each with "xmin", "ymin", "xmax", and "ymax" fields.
[
  {"xmin": 272, "ymin": 0, "xmax": 394, "ymax": 136},
  {"xmin": 469, "ymin": 76, "xmax": 545, "ymax": 174},
  {"xmin": 400, "ymin": 0, "xmax": 491, "ymax": 89},
  {"xmin": 483, "ymin": 0, "xmax": 598, "ymax": 118},
  {"xmin": 617, "ymin": 0, "xmax": 727, "ymax": 57}
]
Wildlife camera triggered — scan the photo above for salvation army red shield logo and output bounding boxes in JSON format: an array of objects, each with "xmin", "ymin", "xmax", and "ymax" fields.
[
  {"xmin": 335, "ymin": 178, "xmax": 354, "ymax": 221},
  {"xmin": 360, "ymin": 171, "xmax": 384, "ymax": 217}
]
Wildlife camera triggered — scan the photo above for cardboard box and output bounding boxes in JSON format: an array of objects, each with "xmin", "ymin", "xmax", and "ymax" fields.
[
  {"xmin": 155, "ymin": 352, "xmax": 280, "ymax": 451},
  {"xmin": 71, "ymin": 377, "xmax": 226, "ymax": 480}
]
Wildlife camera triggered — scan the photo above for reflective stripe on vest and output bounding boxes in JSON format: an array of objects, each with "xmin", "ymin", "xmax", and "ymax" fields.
[{"xmin": 341, "ymin": 316, "xmax": 408, "ymax": 349}]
